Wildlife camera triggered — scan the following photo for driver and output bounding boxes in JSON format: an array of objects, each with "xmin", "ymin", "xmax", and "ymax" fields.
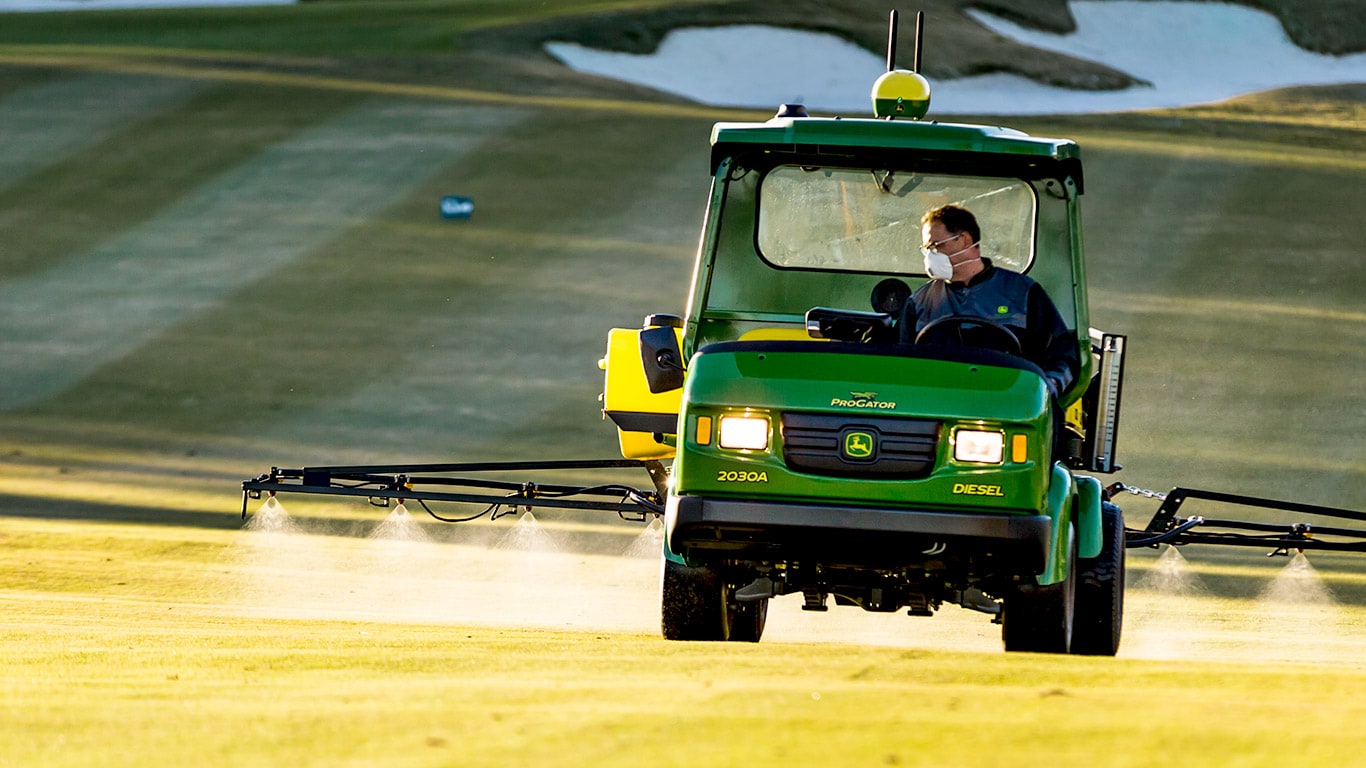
[{"xmin": 900, "ymin": 204, "xmax": 1079, "ymax": 399}]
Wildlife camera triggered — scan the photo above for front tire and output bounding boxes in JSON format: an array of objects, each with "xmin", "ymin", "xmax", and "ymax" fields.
[
  {"xmin": 1070, "ymin": 502, "xmax": 1125, "ymax": 656},
  {"xmin": 1002, "ymin": 531, "xmax": 1076, "ymax": 653},
  {"xmin": 660, "ymin": 559, "xmax": 767, "ymax": 642}
]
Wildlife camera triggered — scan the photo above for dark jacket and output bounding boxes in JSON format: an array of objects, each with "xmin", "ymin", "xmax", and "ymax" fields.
[{"xmin": 899, "ymin": 259, "xmax": 1080, "ymax": 398}]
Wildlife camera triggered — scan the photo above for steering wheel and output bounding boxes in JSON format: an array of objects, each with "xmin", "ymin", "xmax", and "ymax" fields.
[{"xmin": 914, "ymin": 314, "xmax": 1022, "ymax": 357}]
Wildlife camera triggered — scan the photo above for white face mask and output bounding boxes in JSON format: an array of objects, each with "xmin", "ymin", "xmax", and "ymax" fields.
[
  {"xmin": 920, "ymin": 241, "xmax": 978, "ymax": 281},
  {"xmin": 921, "ymin": 247, "xmax": 954, "ymax": 280}
]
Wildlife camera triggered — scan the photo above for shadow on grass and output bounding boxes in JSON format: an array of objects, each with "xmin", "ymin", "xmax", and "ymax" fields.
[
  {"xmin": 0, "ymin": 492, "xmax": 647, "ymax": 557},
  {"xmin": 0, "ymin": 492, "xmax": 244, "ymax": 531}
]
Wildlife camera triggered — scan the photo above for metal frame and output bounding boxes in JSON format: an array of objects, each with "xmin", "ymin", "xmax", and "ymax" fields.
[
  {"xmin": 1089, "ymin": 332, "xmax": 1125, "ymax": 473},
  {"xmin": 1122, "ymin": 486, "xmax": 1366, "ymax": 553},
  {"xmin": 242, "ymin": 459, "xmax": 666, "ymax": 523},
  {"xmin": 242, "ymin": 463, "xmax": 1366, "ymax": 557}
]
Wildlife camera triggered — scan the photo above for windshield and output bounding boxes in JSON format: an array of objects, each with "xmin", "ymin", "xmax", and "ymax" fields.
[{"xmin": 757, "ymin": 167, "xmax": 1036, "ymax": 274}]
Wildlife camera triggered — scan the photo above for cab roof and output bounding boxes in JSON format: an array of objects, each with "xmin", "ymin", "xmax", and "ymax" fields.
[{"xmin": 710, "ymin": 116, "xmax": 1084, "ymax": 191}]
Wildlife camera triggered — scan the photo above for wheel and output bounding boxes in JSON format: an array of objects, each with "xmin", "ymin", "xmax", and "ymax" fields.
[
  {"xmin": 661, "ymin": 558, "xmax": 722, "ymax": 640},
  {"xmin": 726, "ymin": 585, "xmax": 768, "ymax": 643},
  {"xmin": 660, "ymin": 559, "xmax": 767, "ymax": 642},
  {"xmin": 1002, "ymin": 530, "xmax": 1076, "ymax": 653},
  {"xmin": 1070, "ymin": 502, "xmax": 1125, "ymax": 656},
  {"xmin": 914, "ymin": 314, "xmax": 1022, "ymax": 356}
]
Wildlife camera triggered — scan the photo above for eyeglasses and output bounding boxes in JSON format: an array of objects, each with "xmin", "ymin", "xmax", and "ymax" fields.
[{"xmin": 921, "ymin": 233, "xmax": 961, "ymax": 251}]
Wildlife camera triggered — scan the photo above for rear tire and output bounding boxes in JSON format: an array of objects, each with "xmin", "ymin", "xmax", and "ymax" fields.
[
  {"xmin": 727, "ymin": 588, "xmax": 768, "ymax": 643},
  {"xmin": 1002, "ymin": 531, "xmax": 1076, "ymax": 653},
  {"xmin": 1070, "ymin": 502, "xmax": 1125, "ymax": 656},
  {"xmin": 660, "ymin": 559, "xmax": 767, "ymax": 642}
]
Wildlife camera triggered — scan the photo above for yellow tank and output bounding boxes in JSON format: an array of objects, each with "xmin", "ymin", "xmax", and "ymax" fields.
[{"xmin": 599, "ymin": 319, "xmax": 684, "ymax": 460}]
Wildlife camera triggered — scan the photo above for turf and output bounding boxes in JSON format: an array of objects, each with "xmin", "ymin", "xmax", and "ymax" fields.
[
  {"xmin": 0, "ymin": 1, "xmax": 1362, "ymax": 765},
  {"xmin": 2, "ymin": 515, "xmax": 1365, "ymax": 768},
  {"xmin": 0, "ymin": 0, "xmax": 700, "ymax": 54},
  {"xmin": 1, "ymin": 77, "xmax": 1358, "ymax": 502}
]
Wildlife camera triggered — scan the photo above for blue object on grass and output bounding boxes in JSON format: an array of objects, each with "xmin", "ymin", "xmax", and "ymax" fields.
[{"xmin": 440, "ymin": 196, "xmax": 474, "ymax": 219}]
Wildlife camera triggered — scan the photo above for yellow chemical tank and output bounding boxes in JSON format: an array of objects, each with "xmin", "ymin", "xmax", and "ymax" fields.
[{"xmin": 599, "ymin": 315, "xmax": 684, "ymax": 460}]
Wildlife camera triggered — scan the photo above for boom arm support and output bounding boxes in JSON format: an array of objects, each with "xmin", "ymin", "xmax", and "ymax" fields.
[{"xmin": 1116, "ymin": 485, "xmax": 1366, "ymax": 554}]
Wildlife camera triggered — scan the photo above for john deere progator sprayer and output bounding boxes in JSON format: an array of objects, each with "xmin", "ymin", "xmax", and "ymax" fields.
[{"xmin": 243, "ymin": 12, "xmax": 1364, "ymax": 654}]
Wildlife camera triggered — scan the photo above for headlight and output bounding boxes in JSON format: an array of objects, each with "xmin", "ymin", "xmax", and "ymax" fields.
[
  {"xmin": 718, "ymin": 415, "xmax": 769, "ymax": 451},
  {"xmin": 954, "ymin": 429, "xmax": 1004, "ymax": 464}
]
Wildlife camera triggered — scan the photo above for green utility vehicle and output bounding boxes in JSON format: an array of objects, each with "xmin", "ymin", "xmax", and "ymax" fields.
[
  {"xmin": 242, "ymin": 14, "xmax": 1364, "ymax": 656},
  {"xmin": 599, "ymin": 67, "xmax": 1125, "ymax": 654}
]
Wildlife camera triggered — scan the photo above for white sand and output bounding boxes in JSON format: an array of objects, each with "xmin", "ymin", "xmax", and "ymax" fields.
[
  {"xmin": 546, "ymin": 1, "xmax": 1366, "ymax": 115},
  {"xmin": 8, "ymin": 0, "xmax": 1360, "ymax": 114}
]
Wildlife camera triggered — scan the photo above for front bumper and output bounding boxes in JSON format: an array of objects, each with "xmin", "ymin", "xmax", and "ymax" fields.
[{"xmin": 667, "ymin": 495, "xmax": 1051, "ymax": 572}]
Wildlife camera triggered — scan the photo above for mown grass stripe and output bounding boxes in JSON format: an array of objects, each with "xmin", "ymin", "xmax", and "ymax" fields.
[
  {"xmin": 0, "ymin": 43, "xmax": 331, "ymax": 65},
  {"xmin": 0, "ymin": 51, "xmax": 766, "ymax": 121},
  {"xmin": 0, "ymin": 100, "xmax": 524, "ymax": 412},
  {"xmin": 374, "ymin": 220, "xmax": 693, "ymax": 259},
  {"xmin": 0, "ymin": 71, "xmax": 202, "ymax": 192},
  {"xmin": 1092, "ymin": 291, "xmax": 1366, "ymax": 324},
  {"xmin": 1072, "ymin": 131, "xmax": 1366, "ymax": 173},
  {"xmin": 0, "ymin": 82, "xmax": 363, "ymax": 279},
  {"xmin": 209, "ymin": 111, "xmax": 706, "ymax": 459},
  {"xmin": 5, "ymin": 51, "xmax": 1359, "ymax": 175}
]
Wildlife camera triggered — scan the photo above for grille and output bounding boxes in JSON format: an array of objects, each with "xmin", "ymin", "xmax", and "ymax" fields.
[{"xmin": 782, "ymin": 413, "xmax": 940, "ymax": 479}]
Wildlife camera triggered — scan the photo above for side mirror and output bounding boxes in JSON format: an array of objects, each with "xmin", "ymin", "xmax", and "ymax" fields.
[{"xmin": 640, "ymin": 325, "xmax": 685, "ymax": 394}]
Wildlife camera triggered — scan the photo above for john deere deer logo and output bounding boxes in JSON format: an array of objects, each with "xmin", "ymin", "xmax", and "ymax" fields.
[{"xmin": 843, "ymin": 431, "xmax": 875, "ymax": 459}]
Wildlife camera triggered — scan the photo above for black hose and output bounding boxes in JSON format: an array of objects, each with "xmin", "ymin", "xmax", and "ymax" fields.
[
  {"xmin": 411, "ymin": 483, "xmax": 663, "ymax": 523},
  {"xmin": 1125, "ymin": 516, "xmax": 1204, "ymax": 547}
]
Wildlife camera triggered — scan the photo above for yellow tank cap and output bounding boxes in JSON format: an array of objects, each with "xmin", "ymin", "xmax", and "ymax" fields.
[{"xmin": 871, "ymin": 69, "xmax": 931, "ymax": 119}]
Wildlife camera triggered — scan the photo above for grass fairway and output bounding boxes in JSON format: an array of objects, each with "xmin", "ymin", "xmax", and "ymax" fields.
[
  {"xmin": 0, "ymin": 1, "xmax": 1363, "ymax": 765},
  {"xmin": 3, "ymin": 514, "xmax": 1365, "ymax": 768}
]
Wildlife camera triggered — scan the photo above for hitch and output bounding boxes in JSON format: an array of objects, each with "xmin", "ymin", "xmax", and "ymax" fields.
[
  {"xmin": 242, "ymin": 459, "xmax": 667, "ymax": 524},
  {"xmin": 1111, "ymin": 484, "xmax": 1366, "ymax": 554}
]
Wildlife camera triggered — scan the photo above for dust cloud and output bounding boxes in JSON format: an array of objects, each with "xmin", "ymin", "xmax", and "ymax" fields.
[
  {"xmin": 1122, "ymin": 547, "xmax": 1359, "ymax": 666},
  {"xmin": 220, "ymin": 499, "xmax": 663, "ymax": 632},
  {"xmin": 220, "ymin": 503, "xmax": 1359, "ymax": 663}
]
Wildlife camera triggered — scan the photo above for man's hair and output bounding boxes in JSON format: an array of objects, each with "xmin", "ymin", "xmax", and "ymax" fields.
[{"xmin": 922, "ymin": 204, "xmax": 980, "ymax": 244}]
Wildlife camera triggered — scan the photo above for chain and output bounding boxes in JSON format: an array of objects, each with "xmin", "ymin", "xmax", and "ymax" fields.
[{"xmin": 1108, "ymin": 482, "xmax": 1168, "ymax": 501}]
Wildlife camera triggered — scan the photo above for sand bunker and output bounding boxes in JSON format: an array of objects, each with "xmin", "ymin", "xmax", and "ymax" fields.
[{"xmin": 547, "ymin": 1, "xmax": 1366, "ymax": 114}]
